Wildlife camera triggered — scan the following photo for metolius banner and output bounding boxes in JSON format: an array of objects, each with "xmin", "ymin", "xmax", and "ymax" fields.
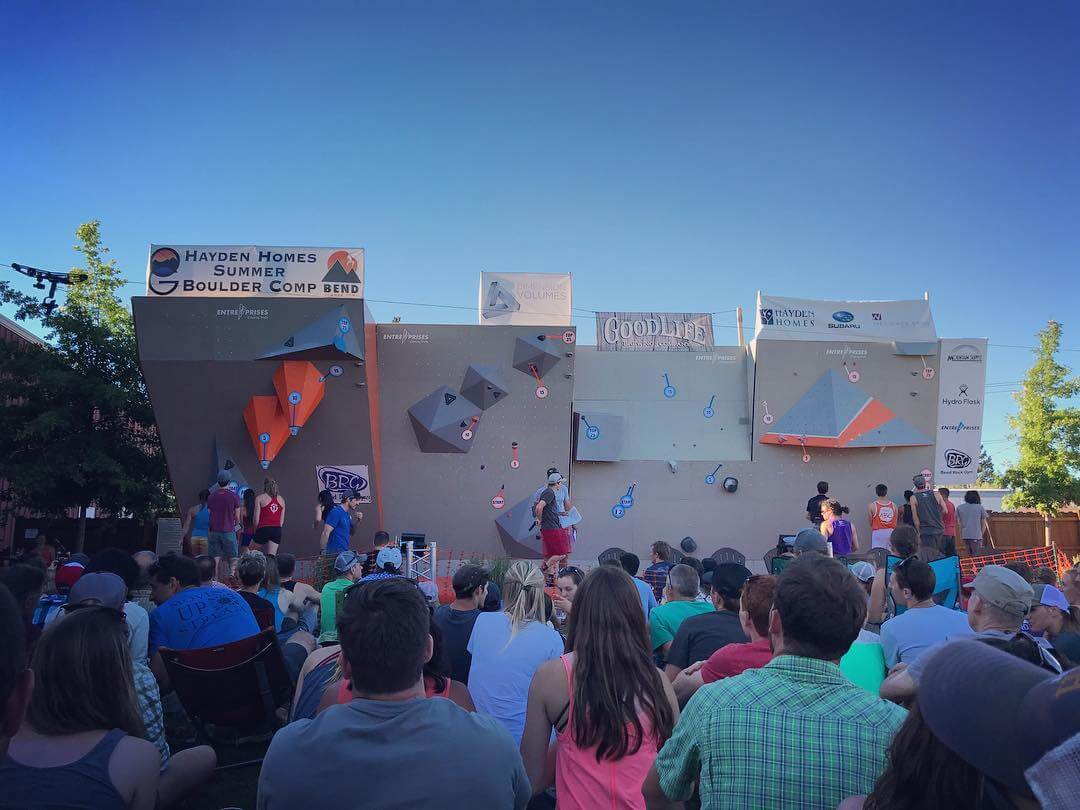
[
  {"xmin": 934, "ymin": 339, "xmax": 988, "ymax": 484},
  {"xmin": 147, "ymin": 245, "xmax": 364, "ymax": 298},
  {"xmin": 478, "ymin": 272, "xmax": 572, "ymax": 326},
  {"xmin": 754, "ymin": 293, "xmax": 936, "ymax": 343},
  {"xmin": 596, "ymin": 312, "xmax": 714, "ymax": 351}
]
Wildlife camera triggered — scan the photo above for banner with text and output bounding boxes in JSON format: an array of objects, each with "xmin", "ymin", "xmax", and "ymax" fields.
[
  {"xmin": 754, "ymin": 293, "xmax": 936, "ymax": 343},
  {"xmin": 596, "ymin": 312, "xmax": 715, "ymax": 351},
  {"xmin": 147, "ymin": 245, "xmax": 364, "ymax": 298},
  {"xmin": 478, "ymin": 272, "xmax": 572, "ymax": 326},
  {"xmin": 934, "ymin": 339, "xmax": 988, "ymax": 484},
  {"xmin": 315, "ymin": 464, "xmax": 372, "ymax": 504}
]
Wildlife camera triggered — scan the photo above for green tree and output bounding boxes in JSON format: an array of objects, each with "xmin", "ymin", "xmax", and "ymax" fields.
[
  {"xmin": 975, "ymin": 445, "xmax": 1001, "ymax": 487},
  {"xmin": 1002, "ymin": 321, "xmax": 1080, "ymax": 542},
  {"xmin": 0, "ymin": 221, "xmax": 173, "ymax": 550}
]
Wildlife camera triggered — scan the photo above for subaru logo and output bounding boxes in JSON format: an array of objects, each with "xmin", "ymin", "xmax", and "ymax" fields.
[
  {"xmin": 832, "ymin": 311, "xmax": 855, "ymax": 323},
  {"xmin": 945, "ymin": 449, "xmax": 972, "ymax": 469}
]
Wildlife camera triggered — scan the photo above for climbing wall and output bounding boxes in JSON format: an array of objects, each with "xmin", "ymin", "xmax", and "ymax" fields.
[
  {"xmin": 377, "ymin": 324, "xmax": 576, "ymax": 557},
  {"xmin": 133, "ymin": 297, "xmax": 380, "ymax": 554}
]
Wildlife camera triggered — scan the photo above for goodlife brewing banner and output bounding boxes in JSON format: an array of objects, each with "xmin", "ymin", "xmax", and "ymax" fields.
[
  {"xmin": 934, "ymin": 339, "xmax": 988, "ymax": 484},
  {"xmin": 596, "ymin": 312, "xmax": 714, "ymax": 351},
  {"xmin": 478, "ymin": 272, "xmax": 572, "ymax": 326},
  {"xmin": 754, "ymin": 293, "xmax": 936, "ymax": 343},
  {"xmin": 147, "ymin": 245, "xmax": 364, "ymax": 298}
]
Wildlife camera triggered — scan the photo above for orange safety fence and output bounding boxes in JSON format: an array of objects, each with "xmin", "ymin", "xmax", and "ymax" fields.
[{"xmin": 961, "ymin": 544, "xmax": 1073, "ymax": 581}]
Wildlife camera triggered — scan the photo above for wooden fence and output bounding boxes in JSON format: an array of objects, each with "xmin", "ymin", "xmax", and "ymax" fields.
[{"xmin": 987, "ymin": 512, "xmax": 1080, "ymax": 563}]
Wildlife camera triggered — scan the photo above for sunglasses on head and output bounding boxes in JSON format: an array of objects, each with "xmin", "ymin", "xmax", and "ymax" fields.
[{"xmin": 558, "ymin": 566, "xmax": 583, "ymax": 578}]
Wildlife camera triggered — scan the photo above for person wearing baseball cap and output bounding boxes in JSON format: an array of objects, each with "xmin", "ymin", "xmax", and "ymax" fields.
[
  {"xmin": 793, "ymin": 528, "xmax": 828, "ymax": 556},
  {"xmin": 360, "ymin": 545, "xmax": 404, "ymax": 584},
  {"xmin": 908, "ymin": 474, "xmax": 948, "ymax": 556},
  {"xmin": 535, "ymin": 472, "xmax": 572, "ymax": 579},
  {"xmin": 919, "ymin": 639, "xmax": 1080, "ymax": 808},
  {"xmin": 663, "ymin": 562, "xmax": 753, "ymax": 680},
  {"xmin": 881, "ymin": 565, "xmax": 1044, "ymax": 702},
  {"xmin": 1027, "ymin": 583, "xmax": 1080, "ymax": 664},
  {"xmin": 33, "ymin": 561, "xmax": 86, "ymax": 630},
  {"xmin": 433, "ymin": 565, "xmax": 490, "ymax": 683},
  {"xmin": 318, "ymin": 550, "xmax": 366, "ymax": 644},
  {"xmin": 63, "ymin": 571, "xmax": 127, "ymax": 613}
]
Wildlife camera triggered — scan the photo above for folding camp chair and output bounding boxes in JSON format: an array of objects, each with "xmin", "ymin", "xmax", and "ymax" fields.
[
  {"xmin": 710, "ymin": 547, "xmax": 747, "ymax": 566},
  {"xmin": 159, "ymin": 628, "xmax": 293, "ymax": 766},
  {"xmin": 886, "ymin": 554, "xmax": 962, "ymax": 615}
]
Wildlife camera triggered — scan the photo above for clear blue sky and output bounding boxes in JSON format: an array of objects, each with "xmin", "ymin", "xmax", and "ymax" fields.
[{"xmin": 2, "ymin": 1, "xmax": 1078, "ymax": 467}]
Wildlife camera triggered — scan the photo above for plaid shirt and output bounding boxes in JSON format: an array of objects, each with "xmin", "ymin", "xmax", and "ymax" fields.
[{"xmin": 656, "ymin": 654, "xmax": 906, "ymax": 810}]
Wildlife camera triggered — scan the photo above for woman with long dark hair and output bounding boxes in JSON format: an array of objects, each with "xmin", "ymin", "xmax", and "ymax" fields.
[
  {"xmin": 521, "ymin": 565, "xmax": 678, "ymax": 808},
  {"xmin": 0, "ymin": 608, "xmax": 161, "ymax": 808},
  {"xmin": 240, "ymin": 488, "xmax": 257, "ymax": 552}
]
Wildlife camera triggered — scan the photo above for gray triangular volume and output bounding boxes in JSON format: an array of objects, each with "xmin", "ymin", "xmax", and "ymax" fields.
[
  {"xmin": 407, "ymin": 386, "xmax": 481, "ymax": 453},
  {"xmin": 210, "ymin": 436, "xmax": 251, "ymax": 492},
  {"xmin": 495, "ymin": 495, "xmax": 544, "ymax": 558},
  {"xmin": 259, "ymin": 304, "xmax": 364, "ymax": 361},
  {"xmin": 461, "ymin": 364, "xmax": 510, "ymax": 410},
  {"xmin": 512, "ymin": 335, "xmax": 561, "ymax": 379}
]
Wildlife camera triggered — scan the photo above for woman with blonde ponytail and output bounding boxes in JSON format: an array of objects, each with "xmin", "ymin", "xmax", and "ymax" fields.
[{"xmin": 466, "ymin": 561, "xmax": 565, "ymax": 744}]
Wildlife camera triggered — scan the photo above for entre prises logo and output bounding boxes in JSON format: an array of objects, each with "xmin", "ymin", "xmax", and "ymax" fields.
[
  {"xmin": 215, "ymin": 304, "xmax": 269, "ymax": 320},
  {"xmin": 382, "ymin": 329, "xmax": 430, "ymax": 344}
]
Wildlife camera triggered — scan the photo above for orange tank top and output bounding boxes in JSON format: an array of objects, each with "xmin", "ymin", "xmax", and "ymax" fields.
[{"xmin": 871, "ymin": 500, "xmax": 898, "ymax": 531}]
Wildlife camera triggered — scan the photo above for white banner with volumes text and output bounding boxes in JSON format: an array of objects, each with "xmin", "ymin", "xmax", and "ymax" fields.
[
  {"xmin": 933, "ymin": 339, "xmax": 988, "ymax": 484},
  {"xmin": 478, "ymin": 272, "xmax": 572, "ymax": 326},
  {"xmin": 754, "ymin": 293, "xmax": 936, "ymax": 343}
]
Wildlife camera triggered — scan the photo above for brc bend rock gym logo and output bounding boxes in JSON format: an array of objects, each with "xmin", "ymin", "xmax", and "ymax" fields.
[{"xmin": 944, "ymin": 449, "xmax": 973, "ymax": 469}]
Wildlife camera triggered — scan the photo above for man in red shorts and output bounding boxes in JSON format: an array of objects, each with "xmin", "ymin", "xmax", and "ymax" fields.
[{"xmin": 535, "ymin": 472, "xmax": 570, "ymax": 579}]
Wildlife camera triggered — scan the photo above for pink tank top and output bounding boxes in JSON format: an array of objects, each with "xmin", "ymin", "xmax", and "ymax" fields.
[{"xmin": 554, "ymin": 654, "xmax": 660, "ymax": 810}]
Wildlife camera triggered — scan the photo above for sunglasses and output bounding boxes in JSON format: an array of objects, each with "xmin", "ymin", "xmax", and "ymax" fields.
[{"xmin": 558, "ymin": 567, "xmax": 584, "ymax": 578}]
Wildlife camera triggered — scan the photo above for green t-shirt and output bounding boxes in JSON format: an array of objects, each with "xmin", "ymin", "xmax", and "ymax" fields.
[
  {"xmin": 649, "ymin": 600, "xmax": 715, "ymax": 650},
  {"xmin": 319, "ymin": 577, "xmax": 352, "ymax": 643}
]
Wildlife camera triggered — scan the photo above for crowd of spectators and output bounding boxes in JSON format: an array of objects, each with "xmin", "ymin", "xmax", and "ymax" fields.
[{"xmin": 1, "ymin": 516, "xmax": 1079, "ymax": 810}]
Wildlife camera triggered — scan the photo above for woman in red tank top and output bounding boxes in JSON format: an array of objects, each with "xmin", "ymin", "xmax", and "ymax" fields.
[{"xmin": 252, "ymin": 478, "xmax": 286, "ymax": 555}]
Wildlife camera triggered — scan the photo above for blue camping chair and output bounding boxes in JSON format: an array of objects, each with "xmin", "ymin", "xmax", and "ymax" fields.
[{"xmin": 885, "ymin": 554, "xmax": 962, "ymax": 614}]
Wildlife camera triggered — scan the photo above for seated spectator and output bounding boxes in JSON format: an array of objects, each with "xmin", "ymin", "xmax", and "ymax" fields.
[
  {"xmin": 321, "ymin": 610, "xmax": 475, "ymax": 713},
  {"xmin": 0, "ymin": 565, "xmax": 45, "ymax": 632},
  {"xmin": 671, "ymin": 574, "xmax": 776, "ymax": 706},
  {"xmin": 1062, "ymin": 566, "xmax": 1080, "ymax": 605},
  {"xmin": 879, "ymin": 557, "xmax": 972, "ymax": 667},
  {"xmin": 147, "ymin": 553, "xmax": 259, "ymax": 690},
  {"xmin": 849, "ymin": 561, "xmax": 875, "ymax": 601},
  {"xmin": 193, "ymin": 554, "xmax": 227, "ymax": 589},
  {"xmin": 276, "ymin": 553, "xmax": 320, "ymax": 634},
  {"xmin": 648, "ymin": 564, "xmax": 713, "ymax": 664},
  {"xmin": 644, "ymin": 555, "xmax": 907, "ymax": 810},
  {"xmin": 288, "ymin": 644, "xmax": 341, "ymax": 723},
  {"xmin": 358, "ymin": 545, "xmax": 404, "ymax": 583},
  {"xmin": 0, "ymin": 584, "xmax": 32, "ymax": 754},
  {"xmin": 252, "ymin": 553, "xmax": 308, "ymax": 639},
  {"xmin": 880, "ymin": 564, "xmax": 1041, "ymax": 702},
  {"xmin": 847, "ymin": 639, "xmax": 1080, "ymax": 809},
  {"xmin": 65, "ymin": 571, "xmax": 169, "ymax": 767},
  {"xmin": 129, "ymin": 551, "xmax": 158, "ymax": 615},
  {"xmin": 467, "ymin": 561, "xmax": 564, "ymax": 745},
  {"xmin": 432, "ymin": 564, "xmax": 489, "ymax": 684},
  {"xmin": 606, "ymin": 553, "xmax": 657, "ymax": 617},
  {"xmin": 258, "ymin": 578, "xmax": 531, "ymax": 808},
  {"xmin": 552, "ymin": 565, "xmax": 583, "ymax": 628},
  {"xmin": 318, "ymin": 550, "xmax": 365, "ymax": 645},
  {"xmin": 521, "ymin": 565, "xmax": 677, "ymax": 807},
  {"xmin": 33, "ymin": 560, "xmax": 84, "ymax": 629},
  {"xmin": 237, "ymin": 552, "xmax": 315, "ymax": 682},
  {"xmin": 1032, "ymin": 566, "xmax": 1058, "ymax": 587},
  {"xmin": 792, "ymin": 527, "xmax": 828, "ymax": 556},
  {"xmin": 1004, "ymin": 560, "xmax": 1036, "ymax": 584},
  {"xmin": 642, "ymin": 541, "xmax": 675, "ymax": 602},
  {"xmin": 867, "ymin": 525, "xmax": 943, "ymax": 627},
  {"xmin": 235, "ymin": 552, "xmax": 278, "ymax": 631},
  {"xmin": 1, "ymin": 605, "xmax": 216, "ymax": 808},
  {"xmin": 1028, "ymin": 583, "xmax": 1080, "ymax": 664},
  {"xmin": 664, "ymin": 563, "xmax": 751, "ymax": 680}
]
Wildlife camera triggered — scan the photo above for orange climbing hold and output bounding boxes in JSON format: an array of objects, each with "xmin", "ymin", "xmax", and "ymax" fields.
[
  {"xmin": 243, "ymin": 395, "xmax": 290, "ymax": 469},
  {"xmin": 273, "ymin": 361, "xmax": 326, "ymax": 436}
]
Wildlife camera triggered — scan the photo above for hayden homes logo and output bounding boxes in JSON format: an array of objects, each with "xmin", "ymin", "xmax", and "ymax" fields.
[
  {"xmin": 215, "ymin": 304, "xmax": 270, "ymax": 320},
  {"xmin": 382, "ymin": 328, "xmax": 430, "ymax": 345},
  {"xmin": 759, "ymin": 307, "xmax": 815, "ymax": 328}
]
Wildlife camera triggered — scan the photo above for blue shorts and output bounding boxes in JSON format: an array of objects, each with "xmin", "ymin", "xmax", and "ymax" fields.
[{"xmin": 208, "ymin": 531, "xmax": 239, "ymax": 559}]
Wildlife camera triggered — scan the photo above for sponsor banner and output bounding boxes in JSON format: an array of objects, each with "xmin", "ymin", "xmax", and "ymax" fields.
[
  {"xmin": 315, "ymin": 464, "xmax": 372, "ymax": 504},
  {"xmin": 934, "ymin": 339, "xmax": 988, "ymax": 483},
  {"xmin": 596, "ymin": 312, "xmax": 714, "ymax": 352},
  {"xmin": 478, "ymin": 272, "xmax": 572, "ymax": 326},
  {"xmin": 147, "ymin": 245, "xmax": 364, "ymax": 298},
  {"xmin": 754, "ymin": 293, "xmax": 936, "ymax": 343}
]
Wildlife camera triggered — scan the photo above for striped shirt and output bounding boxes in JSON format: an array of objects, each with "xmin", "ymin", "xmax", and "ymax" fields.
[{"xmin": 656, "ymin": 655, "xmax": 906, "ymax": 809}]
